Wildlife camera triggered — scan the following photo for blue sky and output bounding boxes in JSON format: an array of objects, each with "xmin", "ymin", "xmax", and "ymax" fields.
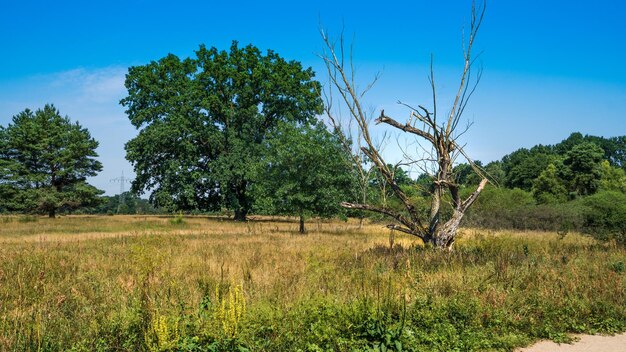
[{"xmin": 1, "ymin": 0, "xmax": 625, "ymax": 195}]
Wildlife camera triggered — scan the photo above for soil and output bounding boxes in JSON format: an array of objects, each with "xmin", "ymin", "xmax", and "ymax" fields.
[{"xmin": 516, "ymin": 333, "xmax": 626, "ymax": 352}]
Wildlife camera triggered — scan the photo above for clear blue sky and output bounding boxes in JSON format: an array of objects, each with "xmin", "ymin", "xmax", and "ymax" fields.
[{"xmin": 1, "ymin": 0, "xmax": 625, "ymax": 195}]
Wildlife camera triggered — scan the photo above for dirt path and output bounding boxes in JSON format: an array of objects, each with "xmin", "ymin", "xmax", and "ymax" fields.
[{"xmin": 517, "ymin": 333, "xmax": 626, "ymax": 352}]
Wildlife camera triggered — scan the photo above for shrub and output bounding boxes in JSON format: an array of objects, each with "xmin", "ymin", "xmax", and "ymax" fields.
[
  {"xmin": 170, "ymin": 212, "xmax": 186, "ymax": 225},
  {"xmin": 580, "ymin": 191, "xmax": 626, "ymax": 244}
]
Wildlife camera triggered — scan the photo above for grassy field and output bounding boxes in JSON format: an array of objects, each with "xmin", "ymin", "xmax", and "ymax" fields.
[{"xmin": 0, "ymin": 215, "xmax": 624, "ymax": 351}]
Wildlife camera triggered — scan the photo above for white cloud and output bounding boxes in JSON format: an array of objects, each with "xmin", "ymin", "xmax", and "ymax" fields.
[
  {"xmin": 0, "ymin": 66, "xmax": 137, "ymax": 196},
  {"xmin": 49, "ymin": 67, "xmax": 127, "ymax": 104}
]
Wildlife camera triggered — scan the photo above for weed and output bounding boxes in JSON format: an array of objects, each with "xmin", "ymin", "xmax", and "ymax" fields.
[
  {"xmin": 610, "ymin": 261, "xmax": 625, "ymax": 273},
  {"xmin": 170, "ymin": 212, "xmax": 186, "ymax": 225},
  {"xmin": 145, "ymin": 314, "xmax": 179, "ymax": 351},
  {"xmin": 214, "ymin": 283, "xmax": 246, "ymax": 339}
]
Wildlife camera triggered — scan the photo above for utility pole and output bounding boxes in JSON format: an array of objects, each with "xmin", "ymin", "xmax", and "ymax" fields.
[{"xmin": 110, "ymin": 171, "xmax": 132, "ymax": 214}]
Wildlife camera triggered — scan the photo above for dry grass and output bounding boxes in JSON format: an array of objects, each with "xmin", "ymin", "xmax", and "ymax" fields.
[{"xmin": 0, "ymin": 215, "xmax": 624, "ymax": 351}]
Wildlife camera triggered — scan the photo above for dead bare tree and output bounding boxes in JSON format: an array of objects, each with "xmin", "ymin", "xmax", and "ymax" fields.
[{"xmin": 320, "ymin": 1, "xmax": 488, "ymax": 250}]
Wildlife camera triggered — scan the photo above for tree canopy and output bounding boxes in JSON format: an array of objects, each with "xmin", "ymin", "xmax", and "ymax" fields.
[
  {"xmin": 492, "ymin": 133, "xmax": 625, "ymax": 200},
  {"xmin": 254, "ymin": 122, "xmax": 356, "ymax": 232},
  {"xmin": 0, "ymin": 105, "xmax": 103, "ymax": 217},
  {"xmin": 121, "ymin": 42, "xmax": 323, "ymax": 220}
]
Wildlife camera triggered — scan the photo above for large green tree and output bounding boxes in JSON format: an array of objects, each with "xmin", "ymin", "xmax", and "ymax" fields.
[
  {"xmin": 0, "ymin": 105, "xmax": 103, "ymax": 217},
  {"xmin": 556, "ymin": 132, "xmax": 626, "ymax": 169},
  {"xmin": 598, "ymin": 160, "xmax": 626, "ymax": 192},
  {"xmin": 499, "ymin": 132, "xmax": 626, "ymax": 194},
  {"xmin": 531, "ymin": 163, "xmax": 567, "ymax": 203},
  {"xmin": 254, "ymin": 122, "xmax": 356, "ymax": 233},
  {"xmin": 562, "ymin": 142, "xmax": 604, "ymax": 196},
  {"xmin": 121, "ymin": 42, "xmax": 322, "ymax": 220},
  {"xmin": 501, "ymin": 145, "xmax": 557, "ymax": 191}
]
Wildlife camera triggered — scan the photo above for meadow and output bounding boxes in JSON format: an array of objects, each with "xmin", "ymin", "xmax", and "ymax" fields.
[{"xmin": 0, "ymin": 215, "xmax": 624, "ymax": 351}]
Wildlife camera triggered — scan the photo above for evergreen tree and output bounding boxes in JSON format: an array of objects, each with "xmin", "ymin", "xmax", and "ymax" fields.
[{"xmin": 0, "ymin": 105, "xmax": 103, "ymax": 217}]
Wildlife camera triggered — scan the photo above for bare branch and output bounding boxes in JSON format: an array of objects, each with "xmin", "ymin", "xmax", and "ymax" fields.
[
  {"xmin": 320, "ymin": 0, "xmax": 487, "ymax": 249},
  {"xmin": 340, "ymin": 202, "xmax": 425, "ymax": 237},
  {"xmin": 461, "ymin": 178, "xmax": 488, "ymax": 212},
  {"xmin": 446, "ymin": 0, "xmax": 486, "ymax": 138},
  {"xmin": 385, "ymin": 224, "xmax": 423, "ymax": 238},
  {"xmin": 376, "ymin": 110, "xmax": 435, "ymax": 143}
]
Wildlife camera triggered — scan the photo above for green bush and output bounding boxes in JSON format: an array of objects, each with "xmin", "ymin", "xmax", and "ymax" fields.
[
  {"xmin": 581, "ymin": 191, "xmax": 626, "ymax": 244},
  {"xmin": 464, "ymin": 187, "xmax": 585, "ymax": 231},
  {"xmin": 170, "ymin": 212, "xmax": 186, "ymax": 225},
  {"xmin": 366, "ymin": 184, "xmax": 626, "ymax": 242}
]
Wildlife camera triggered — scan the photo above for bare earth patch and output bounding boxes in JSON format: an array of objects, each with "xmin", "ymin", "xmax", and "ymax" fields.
[{"xmin": 517, "ymin": 333, "xmax": 626, "ymax": 352}]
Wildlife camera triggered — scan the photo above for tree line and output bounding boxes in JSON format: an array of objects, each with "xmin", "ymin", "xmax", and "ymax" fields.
[
  {"xmin": 1, "ymin": 38, "xmax": 625, "ymax": 242},
  {"xmin": 0, "ymin": 43, "xmax": 356, "ymax": 234}
]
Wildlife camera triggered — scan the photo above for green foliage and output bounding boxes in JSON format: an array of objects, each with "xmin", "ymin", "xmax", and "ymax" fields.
[
  {"xmin": 453, "ymin": 161, "xmax": 484, "ymax": 186},
  {"xmin": 464, "ymin": 186, "xmax": 585, "ymax": 231},
  {"xmin": 463, "ymin": 185, "xmax": 626, "ymax": 245},
  {"xmin": 598, "ymin": 160, "xmax": 626, "ymax": 192},
  {"xmin": 532, "ymin": 164, "xmax": 567, "ymax": 203},
  {"xmin": 367, "ymin": 164, "xmax": 421, "ymax": 217},
  {"xmin": 610, "ymin": 261, "xmax": 625, "ymax": 273},
  {"xmin": 121, "ymin": 42, "xmax": 323, "ymax": 220},
  {"xmin": 562, "ymin": 142, "xmax": 604, "ymax": 196},
  {"xmin": 254, "ymin": 122, "xmax": 356, "ymax": 231},
  {"xmin": 501, "ymin": 146, "xmax": 558, "ymax": 190},
  {"xmin": 482, "ymin": 161, "xmax": 506, "ymax": 186},
  {"xmin": 498, "ymin": 132, "xmax": 626, "ymax": 198},
  {"xmin": 169, "ymin": 212, "xmax": 186, "ymax": 225},
  {"xmin": 556, "ymin": 132, "xmax": 626, "ymax": 169},
  {"xmin": 580, "ymin": 191, "xmax": 626, "ymax": 245},
  {"xmin": 474, "ymin": 132, "xmax": 626, "ymax": 241},
  {"xmin": 0, "ymin": 105, "xmax": 103, "ymax": 217}
]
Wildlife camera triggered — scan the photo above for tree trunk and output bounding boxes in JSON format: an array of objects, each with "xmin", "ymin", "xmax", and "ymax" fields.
[
  {"xmin": 321, "ymin": 2, "xmax": 488, "ymax": 253},
  {"xmin": 48, "ymin": 209, "xmax": 56, "ymax": 218},
  {"xmin": 233, "ymin": 180, "xmax": 249, "ymax": 221},
  {"xmin": 429, "ymin": 231, "xmax": 455, "ymax": 250},
  {"xmin": 430, "ymin": 209, "xmax": 465, "ymax": 250},
  {"xmin": 234, "ymin": 208, "xmax": 247, "ymax": 221},
  {"xmin": 299, "ymin": 215, "xmax": 305, "ymax": 234}
]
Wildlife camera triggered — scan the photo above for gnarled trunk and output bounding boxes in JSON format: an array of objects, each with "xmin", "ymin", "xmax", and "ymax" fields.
[{"xmin": 429, "ymin": 210, "xmax": 465, "ymax": 250}]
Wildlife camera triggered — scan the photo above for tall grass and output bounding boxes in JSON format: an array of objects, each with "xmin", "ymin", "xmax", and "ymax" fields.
[{"xmin": 0, "ymin": 216, "xmax": 624, "ymax": 351}]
